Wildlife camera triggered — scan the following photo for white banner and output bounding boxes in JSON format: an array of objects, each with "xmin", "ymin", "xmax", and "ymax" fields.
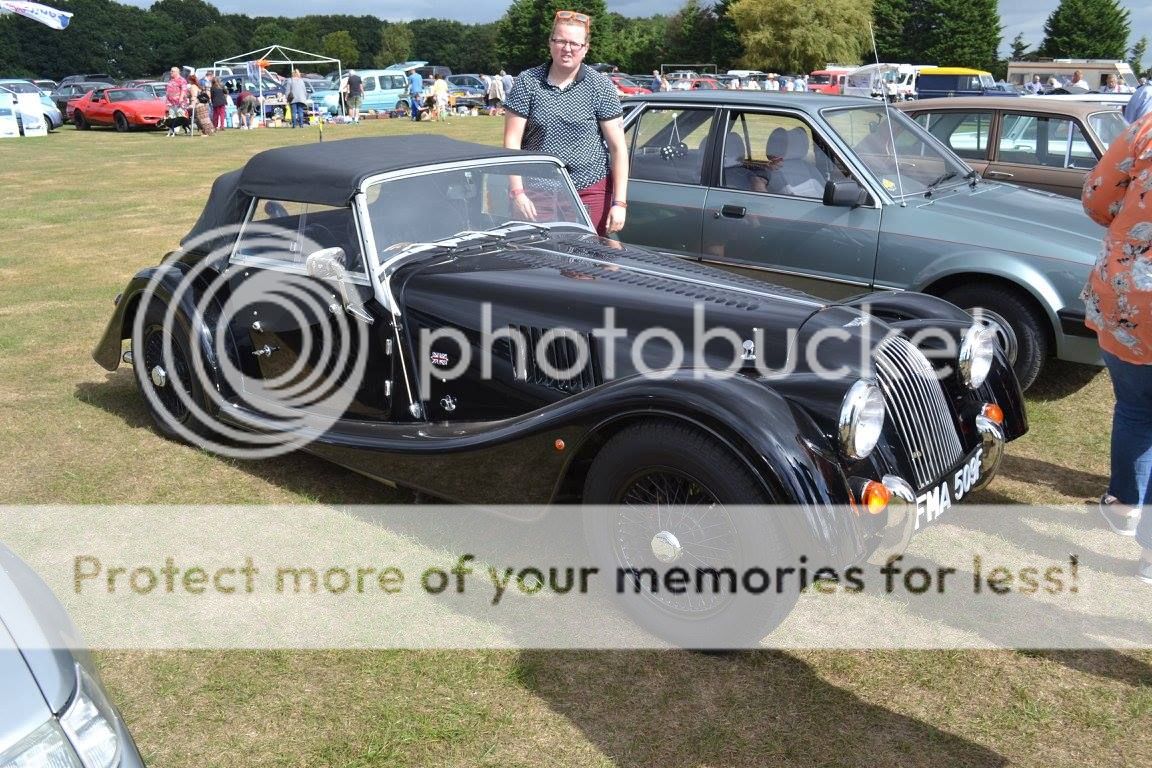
[
  {"xmin": 15, "ymin": 91, "xmax": 46, "ymax": 136},
  {"xmin": 2, "ymin": 505, "xmax": 1149, "ymax": 650},
  {"xmin": 0, "ymin": 0, "xmax": 72, "ymax": 30},
  {"xmin": 0, "ymin": 92, "xmax": 19, "ymax": 138}
]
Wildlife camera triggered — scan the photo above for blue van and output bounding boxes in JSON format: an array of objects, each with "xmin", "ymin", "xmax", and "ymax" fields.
[
  {"xmin": 311, "ymin": 61, "xmax": 425, "ymax": 116},
  {"xmin": 915, "ymin": 67, "xmax": 999, "ymax": 99}
]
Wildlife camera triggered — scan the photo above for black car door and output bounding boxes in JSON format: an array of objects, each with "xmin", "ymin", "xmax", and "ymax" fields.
[{"xmin": 226, "ymin": 200, "xmax": 395, "ymax": 422}]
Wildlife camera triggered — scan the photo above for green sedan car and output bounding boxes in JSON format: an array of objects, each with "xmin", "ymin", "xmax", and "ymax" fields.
[{"xmin": 618, "ymin": 91, "xmax": 1105, "ymax": 390}]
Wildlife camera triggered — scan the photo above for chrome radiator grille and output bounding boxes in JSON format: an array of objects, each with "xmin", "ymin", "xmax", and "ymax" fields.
[{"xmin": 873, "ymin": 335, "xmax": 963, "ymax": 489}]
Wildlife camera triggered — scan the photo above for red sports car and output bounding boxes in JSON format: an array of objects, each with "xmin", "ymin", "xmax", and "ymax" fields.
[
  {"xmin": 68, "ymin": 87, "xmax": 166, "ymax": 131},
  {"xmin": 608, "ymin": 75, "xmax": 652, "ymax": 96}
]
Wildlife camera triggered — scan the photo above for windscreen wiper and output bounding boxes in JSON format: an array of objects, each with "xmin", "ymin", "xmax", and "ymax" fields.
[{"xmin": 924, "ymin": 171, "xmax": 958, "ymax": 198}]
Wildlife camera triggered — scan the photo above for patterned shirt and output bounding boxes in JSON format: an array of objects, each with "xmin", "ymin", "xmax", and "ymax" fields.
[
  {"xmin": 165, "ymin": 76, "xmax": 187, "ymax": 109},
  {"xmin": 504, "ymin": 63, "xmax": 622, "ymax": 190},
  {"xmin": 1081, "ymin": 116, "xmax": 1152, "ymax": 363}
]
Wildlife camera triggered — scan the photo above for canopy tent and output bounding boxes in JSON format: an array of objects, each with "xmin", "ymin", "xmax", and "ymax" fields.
[{"xmin": 214, "ymin": 44, "xmax": 345, "ymax": 116}]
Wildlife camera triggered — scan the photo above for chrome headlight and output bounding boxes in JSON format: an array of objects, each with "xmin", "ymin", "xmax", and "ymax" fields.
[
  {"xmin": 839, "ymin": 379, "xmax": 886, "ymax": 460},
  {"xmin": 958, "ymin": 323, "xmax": 995, "ymax": 388}
]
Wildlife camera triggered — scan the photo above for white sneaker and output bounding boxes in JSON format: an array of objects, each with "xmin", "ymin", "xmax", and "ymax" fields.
[{"xmin": 1099, "ymin": 494, "xmax": 1141, "ymax": 536}]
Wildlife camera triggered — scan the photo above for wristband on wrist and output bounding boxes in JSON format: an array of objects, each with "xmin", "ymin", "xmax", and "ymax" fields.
[
  {"xmin": 509, "ymin": 188, "xmax": 526, "ymax": 199},
  {"xmin": 611, "ymin": 200, "xmax": 627, "ymax": 209}
]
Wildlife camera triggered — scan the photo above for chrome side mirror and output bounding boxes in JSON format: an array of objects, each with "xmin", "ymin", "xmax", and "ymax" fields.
[{"xmin": 306, "ymin": 248, "xmax": 373, "ymax": 324}]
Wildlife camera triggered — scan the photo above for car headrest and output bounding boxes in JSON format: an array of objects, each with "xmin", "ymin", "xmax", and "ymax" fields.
[
  {"xmin": 766, "ymin": 127, "xmax": 789, "ymax": 159},
  {"xmin": 787, "ymin": 127, "xmax": 810, "ymax": 160},
  {"xmin": 724, "ymin": 132, "xmax": 746, "ymax": 164}
]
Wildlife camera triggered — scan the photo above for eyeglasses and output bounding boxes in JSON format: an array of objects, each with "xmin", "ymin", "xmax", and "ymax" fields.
[
  {"xmin": 554, "ymin": 10, "xmax": 591, "ymax": 27},
  {"xmin": 550, "ymin": 37, "xmax": 587, "ymax": 50}
]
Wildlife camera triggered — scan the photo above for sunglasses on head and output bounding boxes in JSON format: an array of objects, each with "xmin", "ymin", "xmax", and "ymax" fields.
[{"xmin": 554, "ymin": 10, "xmax": 591, "ymax": 27}]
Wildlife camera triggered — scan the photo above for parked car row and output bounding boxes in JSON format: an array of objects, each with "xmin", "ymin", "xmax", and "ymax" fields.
[{"xmin": 0, "ymin": 78, "xmax": 63, "ymax": 132}]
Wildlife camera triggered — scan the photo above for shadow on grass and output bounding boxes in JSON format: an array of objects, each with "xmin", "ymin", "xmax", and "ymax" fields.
[
  {"xmin": 1028, "ymin": 359, "xmax": 1103, "ymax": 402},
  {"xmin": 996, "ymin": 455, "xmax": 1108, "ymax": 500},
  {"xmin": 515, "ymin": 649, "xmax": 1007, "ymax": 767},
  {"xmin": 75, "ymin": 373, "xmax": 414, "ymax": 504}
]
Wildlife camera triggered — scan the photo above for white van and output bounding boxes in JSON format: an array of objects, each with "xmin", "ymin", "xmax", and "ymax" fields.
[
  {"xmin": 843, "ymin": 63, "xmax": 920, "ymax": 101},
  {"xmin": 1007, "ymin": 59, "xmax": 1137, "ymax": 91}
]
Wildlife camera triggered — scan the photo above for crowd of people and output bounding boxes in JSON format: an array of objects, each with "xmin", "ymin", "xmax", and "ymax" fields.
[{"xmin": 162, "ymin": 66, "xmax": 257, "ymax": 135}]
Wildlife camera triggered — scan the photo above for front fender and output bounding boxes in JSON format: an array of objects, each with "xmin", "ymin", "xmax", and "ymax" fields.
[
  {"xmin": 91, "ymin": 263, "xmax": 228, "ymax": 399},
  {"xmin": 562, "ymin": 372, "xmax": 865, "ymax": 565},
  {"xmin": 908, "ymin": 249, "xmax": 1070, "ymax": 327}
]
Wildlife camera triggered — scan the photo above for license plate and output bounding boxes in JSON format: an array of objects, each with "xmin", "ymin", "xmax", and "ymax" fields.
[{"xmin": 913, "ymin": 446, "xmax": 983, "ymax": 531}]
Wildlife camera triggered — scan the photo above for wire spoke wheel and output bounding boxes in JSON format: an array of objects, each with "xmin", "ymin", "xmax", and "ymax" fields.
[{"xmin": 583, "ymin": 420, "xmax": 798, "ymax": 647}]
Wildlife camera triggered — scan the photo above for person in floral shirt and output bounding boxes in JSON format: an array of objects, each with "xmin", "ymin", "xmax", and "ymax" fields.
[
  {"xmin": 1082, "ymin": 113, "xmax": 1152, "ymax": 583},
  {"xmin": 164, "ymin": 67, "xmax": 187, "ymax": 115}
]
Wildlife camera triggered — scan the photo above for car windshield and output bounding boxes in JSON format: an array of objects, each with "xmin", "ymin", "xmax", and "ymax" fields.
[
  {"xmin": 1088, "ymin": 110, "xmax": 1127, "ymax": 149},
  {"xmin": 0, "ymin": 81, "xmax": 40, "ymax": 94},
  {"xmin": 364, "ymin": 161, "xmax": 590, "ymax": 254},
  {"xmin": 822, "ymin": 104, "xmax": 971, "ymax": 197},
  {"xmin": 108, "ymin": 89, "xmax": 154, "ymax": 101}
]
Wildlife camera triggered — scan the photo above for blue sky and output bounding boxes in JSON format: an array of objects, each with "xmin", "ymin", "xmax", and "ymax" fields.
[{"xmin": 114, "ymin": 1, "xmax": 1151, "ymax": 60}]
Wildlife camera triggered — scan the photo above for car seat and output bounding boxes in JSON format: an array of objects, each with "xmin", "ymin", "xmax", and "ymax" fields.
[
  {"xmin": 766, "ymin": 128, "xmax": 826, "ymax": 198},
  {"xmin": 721, "ymin": 131, "xmax": 758, "ymax": 190}
]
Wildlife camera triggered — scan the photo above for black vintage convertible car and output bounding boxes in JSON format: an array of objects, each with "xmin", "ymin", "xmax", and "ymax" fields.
[{"xmin": 93, "ymin": 136, "xmax": 1026, "ymax": 646}]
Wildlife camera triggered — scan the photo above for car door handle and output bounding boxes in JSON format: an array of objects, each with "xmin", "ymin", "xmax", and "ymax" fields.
[
  {"xmin": 984, "ymin": 171, "xmax": 1013, "ymax": 179},
  {"xmin": 718, "ymin": 205, "xmax": 746, "ymax": 219}
]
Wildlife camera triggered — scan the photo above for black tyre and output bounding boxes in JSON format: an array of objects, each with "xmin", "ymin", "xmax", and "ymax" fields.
[
  {"xmin": 74, "ymin": 112, "xmax": 89, "ymax": 130},
  {"xmin": 132, "ymin": 301, "xmax": 215, "ymax": 443},
  {"xmin": 113, "ymin": 111, "xmax": 129, "ymax": 132},
  {"xmin": 944, "ymin": 283, "xmax": 1049, "ymax": 391},
  {"xmin": 582, "ymin": 420, "xmax": 798, "ymax": 648},
  {"xmin": 44, "ymin": 114, "xmax": 55, "ymax": 132}
]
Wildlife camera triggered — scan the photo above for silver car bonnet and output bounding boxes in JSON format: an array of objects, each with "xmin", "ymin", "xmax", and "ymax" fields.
[
  {"xmin": 0, "ymin": 544, "xmax": 82, "ymax": 715},
  {"xmin": 887, "ymin": 181, "xmax": 1104, "ymax": 265},
  {"xmin": 0, "ymin": 620, "xmax": 54, "ymax": 755}
]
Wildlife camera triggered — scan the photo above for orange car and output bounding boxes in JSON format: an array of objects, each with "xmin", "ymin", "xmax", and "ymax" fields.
[{"xmin": 68, "ymin": 87, "xmax": 166, "ymax": 131}]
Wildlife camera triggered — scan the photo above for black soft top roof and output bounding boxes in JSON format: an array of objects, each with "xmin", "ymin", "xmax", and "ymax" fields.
[
  {"xmin": 182, "ymin": 136, "xmax": 533, "ymax": 251},
  {"xmin": 243, "ymin": 135, "xmax": 527, "ymax": 206}
]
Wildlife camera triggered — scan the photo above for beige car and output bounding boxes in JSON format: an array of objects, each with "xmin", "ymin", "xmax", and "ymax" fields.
[{"xmin": 897, "ymin": 96, "xmax": 1127, "ymax": 198}]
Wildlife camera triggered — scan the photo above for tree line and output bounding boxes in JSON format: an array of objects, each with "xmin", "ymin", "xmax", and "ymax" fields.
[{"xmin": 0, "ymin": 0, "xmax": 1142, "ymax": 81}]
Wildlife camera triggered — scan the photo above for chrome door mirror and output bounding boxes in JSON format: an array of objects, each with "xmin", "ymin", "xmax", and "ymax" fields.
[{"xmin": 306, "ymin": 248, "xmax": 374, "ymax": 324}]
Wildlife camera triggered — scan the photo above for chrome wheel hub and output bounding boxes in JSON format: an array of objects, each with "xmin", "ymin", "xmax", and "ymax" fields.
[
  {"xmin": 650, "ymin": 530, "xmax": 683, "ymax": 564},
  {"xmin": 150, "ymin": 365, "xmax": 168, "ymax": 388}
]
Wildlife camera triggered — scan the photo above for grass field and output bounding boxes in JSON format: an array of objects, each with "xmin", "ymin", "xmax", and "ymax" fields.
[{"xmin": 1, "ymin": 118, "xmax": 1149, "ymax": 768}]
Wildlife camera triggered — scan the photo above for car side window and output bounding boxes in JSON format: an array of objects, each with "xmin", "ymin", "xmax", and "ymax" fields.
[
  {"xmin": 363, "ymin": 77, "xmax": 376, "ymax": 92},
  {"xmin": 999, "ymin": 113, "xmax": 1094, "ymax": 169},
  {"xmin": 627, "ymin": 107, "xmax": 714, "ymax": 185},
  {"xmin": 234, "ymin": 200, "xmax": 365, "ymax": 274},
  {"xmin": 914, "ymin": 110, "xmax": 992, "ymax": 161},
  {"xmin": 721, "ymin": 112, "xmax": 844, "ymax": 198}
]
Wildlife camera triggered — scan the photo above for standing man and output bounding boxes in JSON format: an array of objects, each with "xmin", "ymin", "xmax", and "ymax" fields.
[
  {"xmin": 500, "ymin": 69, "xmax": 514, "ymax": 102},
  {"xmin": 164, "ymin": 66, "xmax": 187, "ymax": 116},
  {"xmin": 344, "ymin": 69, "xmax": 363, "ymax": 122},
  {"xmin": 1069, "ymin": 69, "xmax": 1090, "ymax": 90},
  {"xmin": 503, "ymin": 9, "xmax": 629, "ymax": 238},
  {"xmin": 287, "ymin": 69, "xmax": 308, "ymax": 128},
  {"xmin": 1025, "ymin": 74, "xmax": 1044, "ymax": 94},
  {"xmin": 406, "ymin": 65, "xmax": 424, "ymax": 122},
  {"xmin": 1125, "ymin": 80, "xmax": 1151, "ymax": 124}
]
